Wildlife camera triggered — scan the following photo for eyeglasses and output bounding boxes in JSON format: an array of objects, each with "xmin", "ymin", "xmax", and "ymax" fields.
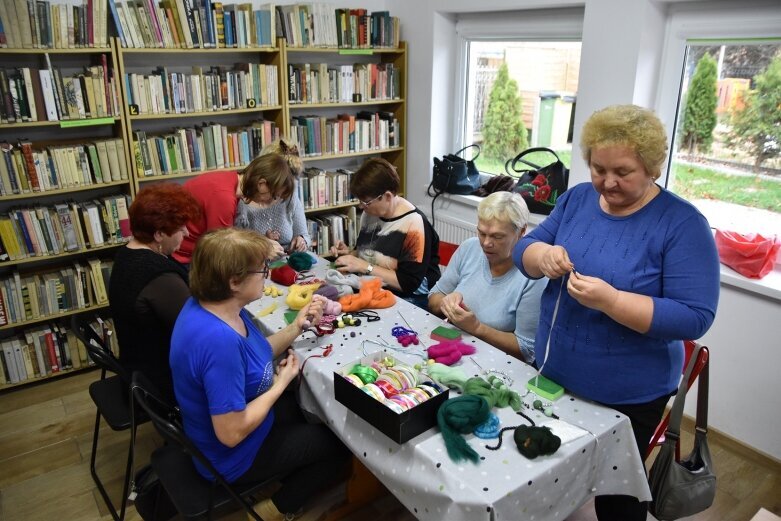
[
  {"xmin": 358, "ymin": 194, "xmax": 383, "ymax": 208},
  {"xmin": 247, "ymin": 260, "xmax": 271, "ymax": 278}
]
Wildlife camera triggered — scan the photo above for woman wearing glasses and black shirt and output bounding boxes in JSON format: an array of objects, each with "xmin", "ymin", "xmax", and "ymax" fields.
[{"xmin": 330, "ymin": 157, "xmax": 441, "ymax": 309}]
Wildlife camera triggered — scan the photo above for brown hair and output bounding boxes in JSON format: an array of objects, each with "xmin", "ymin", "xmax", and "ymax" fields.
[
  {"xmin": 261, "ymin": 138, "xmax": 304, "ymax": 177},
  {"xmin": 350, "ymin": 157, "xmax": 400, "ymax": 200},
  {"xmin": 129, "ymin": 183, "xmax": 200, "ymax": 243},
  {"xmin": 240, "ymin": 153, "xmax": 295, "ymax": 202},
  {"xmin": 189, "ymin": 228, "xmax": 273, "ymax": 302}
]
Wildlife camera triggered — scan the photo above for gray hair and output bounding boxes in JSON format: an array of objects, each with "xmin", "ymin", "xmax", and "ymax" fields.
[{"xmin": 477, "ymin": 191, "xmax": 530, "ymax": 230}]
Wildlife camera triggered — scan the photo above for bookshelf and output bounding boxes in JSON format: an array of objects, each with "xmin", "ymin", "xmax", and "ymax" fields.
[{"xmin": 0, "ymin": 41, "xmax": 133, "ymax": 392}]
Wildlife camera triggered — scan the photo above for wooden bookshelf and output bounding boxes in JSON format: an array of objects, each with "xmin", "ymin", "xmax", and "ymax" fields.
[
  {"xmin": 0, "ymin": 180, "xmax": 131, "ymax": 202},
  {"xmin": 0, "ymin": 303, "xmax": 110, "ymax": 332},
  {"xmin": 128, "ymin": 106, "xmax": 283, "ymax": 121},
  {"xmin": 0, "ymin": 241, "xmax": 126, "ymax": 268},
  {"xmin": 136, "ymin": 167, "xmax": 240, "ymax": 184}
]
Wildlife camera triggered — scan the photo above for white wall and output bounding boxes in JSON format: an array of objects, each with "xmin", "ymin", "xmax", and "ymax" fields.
[{"xmin": 395, "ymin": 0, "xmax": 781, "ymax": 461}]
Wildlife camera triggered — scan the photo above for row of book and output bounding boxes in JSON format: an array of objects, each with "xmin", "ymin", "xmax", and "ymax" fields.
[
  {"xmin": 0, "ymin": 318, "xmax": 119, "ymax": 385},
  {"xmin": 0, "ymin": 196, "xmax": 131, "ymax": 262},
  {"xmin": 306, "ymin": 208, "xmax": 358, "ymax": 256},
  {"xmin": 125, "ymin": 62, "xmax": 279, "ymax": 116},
  {"xmin": 288, "ymin": 62, "xmax": 400, "ymax": 105},
  {"xmin": 0, "ymin": 138, "xmax": 129, "ymax": 196},
  {"xmin": 289, "ymin": 112, "xmax": 400, "ymax": 158},
  {"xmin": 296, "ymin": 166, "xmax": 355, "ymax": 211},
  {"xmin": 0, "ymin": 259, "xmax": 113, "ymax": 328},
  {"xmin": 0, "ymin": 59, "xmax": 119, "ymax": 124},
  {"xmin": 0, "ymin": 0, "xmax": 110, "ymax": 50},
  {"xmin": 133, "ymin": 119, "xmax": 280, "ymax": 177},
  {"xmin": 275, "ymin": 5, "xmax": 399, "ymax": 49}
]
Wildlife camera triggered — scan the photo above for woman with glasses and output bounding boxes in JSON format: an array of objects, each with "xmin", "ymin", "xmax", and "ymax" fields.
[
  {"xmin": 170, "ymin": 228, "xmax": 348, "ymax": 521},
  {"xmin": 172, "ymin": 152, "xmax": 294, "ymax": 266},
  {"xmin": 235, "ymin": 139, "xmax": 312, "ymax": 253},
  {"xmin": 108, "ymin": 183, "xmax": 200, "ymax": 404},
  {"xmin": 330, "ymin": 157, "xmax": 441, "ymax": 309}
]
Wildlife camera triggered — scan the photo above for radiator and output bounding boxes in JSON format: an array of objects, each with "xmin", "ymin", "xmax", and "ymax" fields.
[{"xmin": 435, "ymin": 214, "xmax": 477, "ymax": 244}]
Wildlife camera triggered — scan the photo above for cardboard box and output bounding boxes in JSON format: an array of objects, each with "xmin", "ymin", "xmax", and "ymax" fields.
[{"xmin": 334, "ymin": 353, "xmax": 449, "ymax": 444}]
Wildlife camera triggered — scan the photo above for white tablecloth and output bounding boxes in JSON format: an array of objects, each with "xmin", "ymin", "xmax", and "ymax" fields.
[{"xmin": 246, "ymin": 256, "xmax": 651, "ymax": 521}]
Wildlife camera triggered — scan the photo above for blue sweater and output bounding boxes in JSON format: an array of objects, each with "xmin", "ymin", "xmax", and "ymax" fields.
[
  {"xmin": 170, "ymin": 298, "xmax": 276, "ymax": 481},
  {"xmin": 513, "ymin": 183, "xmax": 720, "ymax": 405},
  {"xmin": 429, "ymin": 237, "xmax": 546, "ymax": 362}
]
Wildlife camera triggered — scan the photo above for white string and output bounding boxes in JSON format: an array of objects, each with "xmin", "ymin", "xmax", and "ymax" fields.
[{"xmin": 534, "ymin": 274, "xmax": 568, "ymax": 385}]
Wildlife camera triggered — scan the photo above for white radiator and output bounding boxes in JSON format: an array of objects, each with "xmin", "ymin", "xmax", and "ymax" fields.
[{"xmin": 435, "ymin": 215, "xmax": 477, "ymax": 244}]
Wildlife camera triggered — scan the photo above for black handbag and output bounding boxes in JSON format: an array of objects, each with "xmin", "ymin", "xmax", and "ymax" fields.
[
  {"xmin": 648, "ymin": 343, "xmax": 716, "ymax": 520},
  {"xmin": 507, "ymin": 147, "xmax": 570, "ymax": 215},
  {"xmin": 428, "ymin": 144, "xmax": 482, "ymax": 226}
]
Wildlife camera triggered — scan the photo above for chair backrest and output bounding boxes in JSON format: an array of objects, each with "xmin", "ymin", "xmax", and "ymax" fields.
[
  {"xmin": 644, "ymin": 340, "xmax": 710, "ymax": 461},
  {"xmin": 438, "ymin": 241, "xmax": 458, "ymax": 267},
  {"xmin": 71, "ymin": 315, "xmax": 129, "ymax": 381}
]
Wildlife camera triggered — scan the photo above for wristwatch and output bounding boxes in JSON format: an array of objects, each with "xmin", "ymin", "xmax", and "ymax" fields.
[{"xmin": 365, "ymin": 263, "xmax": 374, "ymax": 275}]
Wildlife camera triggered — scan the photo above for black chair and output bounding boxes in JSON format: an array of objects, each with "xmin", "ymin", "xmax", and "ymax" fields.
[
  {"xmin": 130, "ymin": 372, "xmax": 274, "ymax": 521},
  {"xmin": 72, "ymin": 315, "xmax": 138, "ymax": 521}
]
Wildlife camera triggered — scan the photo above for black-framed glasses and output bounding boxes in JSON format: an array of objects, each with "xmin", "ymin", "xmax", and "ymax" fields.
[
  {"xmin": 358, "ymin": 194, "xmax": 383, "ymax": 208},
  {"xmin": 247, "ymin": 260, "xmax": 271, "ymax": 278}
]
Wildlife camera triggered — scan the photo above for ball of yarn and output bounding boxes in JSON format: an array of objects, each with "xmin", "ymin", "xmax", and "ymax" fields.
[
  {"xmin": 473, "ymin": 413, "xmax": 501, "ymax": 439},
  {"xmin": 437, "ymin": 395, "xmax": 490, "ymax": 463},
  {"xmin": 513, "ymin": 425, "xmax": 561, "ymax": 459},
  {"xmin": 288, "ymin": 251, "xmax": 315, "ymax": 271}
]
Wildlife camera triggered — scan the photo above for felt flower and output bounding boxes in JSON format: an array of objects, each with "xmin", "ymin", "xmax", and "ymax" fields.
[{"xmin": 531, "ymin": 174, "xmax": 548, "ymax": 187}]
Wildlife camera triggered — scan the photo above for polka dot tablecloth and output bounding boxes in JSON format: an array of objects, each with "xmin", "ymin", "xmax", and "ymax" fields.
[{"xmin": 246, "ymin": 258, "xmax": 651, "ymax": 521}]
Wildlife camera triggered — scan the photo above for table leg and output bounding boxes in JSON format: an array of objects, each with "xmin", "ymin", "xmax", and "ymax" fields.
[{"xmin": 322, "ymin": 456, "xmax": 386, "ymax": 521}]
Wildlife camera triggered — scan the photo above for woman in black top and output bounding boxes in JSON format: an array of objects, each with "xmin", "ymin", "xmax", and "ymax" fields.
[{"xmin": 108, "ymin": 183, "xmax": 200, "ymax": 403}]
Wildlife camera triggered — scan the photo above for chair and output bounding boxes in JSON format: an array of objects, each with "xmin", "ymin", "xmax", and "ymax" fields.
[
  {"xmin": 72, "ymin": 314, "xmax": 139, "ymax": 521},
  {"xmin": 438, "ymin": 241, "xmax": 459, "ymax": 267},
  {"xmin": 130, "ymin": 372, "xmax": 275, "ymax": 521},
  {"xmin": 645, "ymin": 340, "xmax": 710, "ymax": 461}
]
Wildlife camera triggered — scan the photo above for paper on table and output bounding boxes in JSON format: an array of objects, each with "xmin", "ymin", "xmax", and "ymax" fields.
[{"xmin": 539, "ymin": 418, "xmax": 591, "ymax": 445}]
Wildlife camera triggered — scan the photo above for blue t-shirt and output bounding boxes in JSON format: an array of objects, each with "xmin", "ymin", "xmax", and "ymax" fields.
[
  {"xmin": 513, "ymin": 183, "xmax": 720, "ymax": 405},
  {"xmin": 429, "ymin": 237, "xmax": 546, "ymax": 362},
  {"xmin": 170, "ymin": 298, "xmax": 276, "ymax": 482}
]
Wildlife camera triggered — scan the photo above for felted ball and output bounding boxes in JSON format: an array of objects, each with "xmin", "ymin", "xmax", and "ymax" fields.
[{"xmin": 513, "ymin": 425, "xmax": 561, "ymax": 459}]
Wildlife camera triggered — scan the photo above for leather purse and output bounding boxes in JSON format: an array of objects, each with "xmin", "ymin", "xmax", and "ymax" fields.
[
  {"xmin": 507, "ymin": 147, "xmax": 570, "ymax": 215},
  {"xmin": 648, "ymin": 343, "xmax": 716, "ymax": 520},
  {"xmin": 427, "ymin": 144, "xmax": 483, "ymax": 226}
]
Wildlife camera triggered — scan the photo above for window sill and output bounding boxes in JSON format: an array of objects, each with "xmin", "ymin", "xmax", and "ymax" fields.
[{"xmin": 431, "ymin": 193, "xmax": 781, "ymax": 303}]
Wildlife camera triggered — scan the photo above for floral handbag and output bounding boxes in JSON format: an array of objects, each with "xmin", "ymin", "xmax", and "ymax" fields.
[{"xmin": 507, "ymin": 147, "xmax": 570, "ymax": 215}]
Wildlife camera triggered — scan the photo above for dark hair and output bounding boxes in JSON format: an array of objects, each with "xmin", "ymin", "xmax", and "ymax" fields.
[
  {"xmin": 129, "ymin": 183, "xmax": 201, "ymax": 243},
  {"xmin": 189, "ymin": 228, "xmax": 273, "ymax": 301},
  {"xmin": 241, "ymin": 153, "xmax": 295, "ymax": 201},
  {"xmin": 350, "ymin": 157, "xmax": 400, "ymax": 200}
]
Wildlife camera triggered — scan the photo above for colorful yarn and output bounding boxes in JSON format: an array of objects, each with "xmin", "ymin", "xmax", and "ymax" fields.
[
  {"xmin": 473, "ymin": 413, "xmax": 501, "ymax": 439},
  {"xmin": 427, "ymin": 340, "xmax": 477, "ymax": 365},
  {"xmin": 288, "ymin": 251, "xmax": 315, "ymax": 271},
  {"xmin": 437, "ymin": 395, "xmax": 491, "ymax": 463}
]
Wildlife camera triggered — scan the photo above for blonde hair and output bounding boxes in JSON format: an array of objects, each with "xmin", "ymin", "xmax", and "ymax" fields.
[
  {"xmin": 477, "ymin": 191, "xmax": 530, "ymax": 231},
  {"xmin": 190, "ymin": 228, "xmax": 273, "ymax": 302},
  {"xmin": 580, "ymin": 104, "xmax": 668, "ymax": 179},
  {"xmin": 240, "ymin": 153, "xmax": 295, "ymax": 202},
  {"xmin": 261, "ymin": 138, "xmax": 304, "ymax": 177}
]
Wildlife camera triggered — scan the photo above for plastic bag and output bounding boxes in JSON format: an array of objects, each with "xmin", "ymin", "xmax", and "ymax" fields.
[{"xmin": 714, "ymin": 230, "xmax": 780, "ymax": 279}]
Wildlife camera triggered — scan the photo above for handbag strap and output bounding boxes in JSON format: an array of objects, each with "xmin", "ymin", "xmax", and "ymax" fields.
[
  {"xmin": 454, "ymin": 144, "xmax": 481, "ymax": 161},
  {"xmin": 695, "ymin": 354, "xmax": 709, "ymax": 431},
  {"xmin": 666, "ymin": 343, "xmax": 705, "ymax": 438},
  {"xmin": 510, "ymin": 147, "xmax": 562, "ymax": 172}
]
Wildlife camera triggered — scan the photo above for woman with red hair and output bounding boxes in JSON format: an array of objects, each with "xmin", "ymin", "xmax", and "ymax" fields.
[{"xmin": 109, "ymin": 183, "xmax": 201, "ymax": 403}]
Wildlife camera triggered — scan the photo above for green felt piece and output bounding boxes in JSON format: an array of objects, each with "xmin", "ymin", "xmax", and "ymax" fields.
[
  {"xmin": 284, "ymin": 310, "xmax": 298, "ymax": 325},
  {"xmin": 526, "ymin": 375, "xmax": 565, "ymax": 401},
  {"xmin": 431, "ymin": 326, "xmax": 462, "ymax": 340}
]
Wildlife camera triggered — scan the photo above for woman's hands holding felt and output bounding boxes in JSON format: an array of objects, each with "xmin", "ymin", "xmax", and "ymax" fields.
[
  {"xmin": 294, "ymin": 297, "xmax": 325, "ymax": 330},
  {"xmin": 439, "ymin": 292, "xmax": 480, "ymax": 334},
  {"xmin": 288, "ymin": 235, "xmax": 308, "ymax": 253},
  {"xmin": 334, "ymin": 254, "xmax": 370, "ymax": 274},
  {"xmin": 567, "ymin": 271, "xmax": 620, "ymax": 314},
  {"xmin": 329, "ymin": 240, "xmax": 351, "ymax": 257}
]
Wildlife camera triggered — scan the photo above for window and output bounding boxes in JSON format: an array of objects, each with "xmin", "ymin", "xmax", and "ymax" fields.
[
  {"xmin": 666, "ymin": 40, "xmax": 781, "ymax": 237},
  {"xmin": 454, "ymin": 8, "xmax": 583, "ymax": 176}
]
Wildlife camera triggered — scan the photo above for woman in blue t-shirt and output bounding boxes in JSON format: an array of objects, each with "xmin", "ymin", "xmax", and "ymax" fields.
[
  {"xmin": 170, "ymin": 228, "xmax": 348, "ymax": 521},
  {"xmin": 513, "ymin": 105, "xmax": 720, "ymax": 521}
]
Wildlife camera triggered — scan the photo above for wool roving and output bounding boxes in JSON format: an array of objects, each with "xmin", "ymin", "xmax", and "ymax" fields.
[
  {"xmin": 513, "ymin": 425, "xmax": 561, "ymax": 459},
  {"xmin": 473, "ymin": 413, "xmax": 501, "ymax": 439},
  {"xmin": 427, "ymin": 340, "xmax": 477, "ymax": 365},
  {"xmin": 271, "ymin": 264, "xmax": 298, "ymax": 286},
  {"xmin": 325, "ymin": 269, "xmax": 363, "ymax": 289},
  {"xmin": 285, "ymin": 283, "xmax": 321, "ymax": 310},
  {"xmin": 463, "ymin": 377, "xmax": 522, "ymax": 411},
  {"xmin": 437, "ymin": 395, "xmax": 490, "ymax": 463},
  {"xmin": 339, "ymin": 278, "xmax": 395, "ymax": 311},
  {"xmin": 426, "ymin": 363, "xmax": 468, "ymax": 392},
  {"xmin": 314, "ymin": 285, "xmax": 340, "ymax": 301},
  {"xmin": 288, "ymin": 251, "xmax": 315, "ymax": 271}
]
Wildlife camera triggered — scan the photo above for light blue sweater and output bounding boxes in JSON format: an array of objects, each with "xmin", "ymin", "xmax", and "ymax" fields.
[{"xmin": 429, "ymin": 237, "xmax": 546, "ymax": 362}]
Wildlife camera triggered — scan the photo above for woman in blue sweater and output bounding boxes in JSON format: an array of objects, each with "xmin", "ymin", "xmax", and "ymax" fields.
[{"xmin": 513, "ymin": 105, "xmax": 720, "ymax": 521}]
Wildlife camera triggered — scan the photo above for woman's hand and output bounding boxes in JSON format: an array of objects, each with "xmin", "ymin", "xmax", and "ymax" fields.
[
  {"xmin": 273, "ymin": 349, "xmax": 300, "ymax": 387},
  {"xmin": 329, "ymin": 241, "xmax": 351, "ymax": 257},
  {"xmin": 265, "ymin": 229, "xmax": 281, "ymax": 241},
  {"xmin": 294, "ymin": 297, "xmax": 325, "ymax": 330},
  {"xmin": 440, "ymin": 293, "xmax": 480, "ymax": 333},
  {"xmin": 267, "ymin": 240, "xmax": 285, "ymax": 260},
  {"xmin": 289, "ymin": 235, "xmax": 308, "ymax": 253},
  {"xmin": 539, "ymin": 245, "xmax": 574, "ymax": 279},
  {"xmin": 567, "ymin": 272, "xmax": 620, "ymax": 313},
  {"xmin": 335, "ymin": 254, "xmax": 369, "ymax": 274}
]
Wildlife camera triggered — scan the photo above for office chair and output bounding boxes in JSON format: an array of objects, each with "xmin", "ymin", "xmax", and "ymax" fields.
[
  {"xmin": 72, "ymin": 314, "xmax": 139, "ymax": 521},
  {"xmin": 130, "ymin": 372, "xmax": 276, "ymax": 521},
  {"xmin": 645, "ymin": 340, "xmax": 710, "ymax": 461}
]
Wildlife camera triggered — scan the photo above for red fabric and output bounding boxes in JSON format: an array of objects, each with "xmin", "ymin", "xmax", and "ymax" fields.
[
  {"xmin": 438, "ymin": 242, "xmax": 458, "ymax": 267},
  {"xmin": 714, "ymin": 230, "xmax": 780, "ymax": 279},
  {"xmin": 173, "ymin": 171, "xmax": 240, "ymax": 264}
]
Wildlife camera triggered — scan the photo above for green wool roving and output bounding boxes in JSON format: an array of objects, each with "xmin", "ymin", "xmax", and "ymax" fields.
[
  {"xmin": 513, "ymin": 425, "xmax": 561, "ymax": 459},
  {"xmin": 437, "ymin": 395, "xmax": 490, "ymax": 463},
  {"xmin": 463, "ymin": 376, "xmax": 522, "ymax": 411},
  {"xmin": 288, "ymin": 252, "xmax": 315, "ymax": 271},
  {"xmin": 427, "ymin": 363, "xmax": 468, "ymax": 392}
]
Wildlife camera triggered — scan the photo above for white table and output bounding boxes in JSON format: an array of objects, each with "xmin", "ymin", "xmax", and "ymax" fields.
[{"xmin": 246, "ymin": 256, "xmax": 651, "ymax": 521}]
